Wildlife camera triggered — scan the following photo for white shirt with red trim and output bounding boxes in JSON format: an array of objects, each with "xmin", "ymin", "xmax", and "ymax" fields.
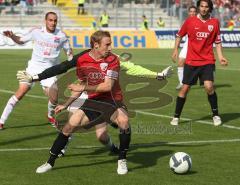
[{"xmin": 20, "ymin": 27, "xmax": 71, "ymax": 69}]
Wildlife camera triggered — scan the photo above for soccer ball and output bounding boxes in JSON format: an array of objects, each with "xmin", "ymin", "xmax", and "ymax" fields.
[{"xmin": 169, "ymin": 152, "xmax": 192, "ymax": 174}]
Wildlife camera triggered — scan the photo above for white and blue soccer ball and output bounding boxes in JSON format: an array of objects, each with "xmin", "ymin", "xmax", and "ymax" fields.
[{"xmin": 169, "ymin": 152, "xmax": 192, "ymax": 174}]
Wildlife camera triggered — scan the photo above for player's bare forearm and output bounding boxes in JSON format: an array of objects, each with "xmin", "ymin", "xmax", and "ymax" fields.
[
  {"xmin": 215, "ymin": 43, "xmax": 223, "ymax": 59},
  {"xmin": 215, "ymin": 43, "xmax": 228, "ymax": 66},
  {"xmin": 11, "ymin": 35, "xmax": 24, "ymax": 45},
  {"xmin": 3, "ymin": 31, "xmax": 24, "ymax": 45},
  {"xmin": 86, "ymin": 78, "xmax": 114, "ymax": 92},
  {"xmin": 70, "ymin": 78, "xmax": 115, "ymax": 93}
]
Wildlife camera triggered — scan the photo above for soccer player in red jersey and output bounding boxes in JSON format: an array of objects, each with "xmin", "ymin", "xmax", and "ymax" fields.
[
  {"xmin": 170, "ymin": 0, "xmax": 228, "ymax": 126},
  {"xmin": 30, "ymin": 31, "xmax": 130, "ymax": 175}
]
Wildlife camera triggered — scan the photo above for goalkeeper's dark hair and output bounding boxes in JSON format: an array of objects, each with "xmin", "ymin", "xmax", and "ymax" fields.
[
  {"xmin": 45, "ymin": 11, "xmax": 58, "ymax": 20},
  {"xmin": 90, "ymin": 30, "xmax": 111, "ymax": 49},
  {"xmin": 197, "ymin": 0, "xmax": 213, "ymax": 13}
]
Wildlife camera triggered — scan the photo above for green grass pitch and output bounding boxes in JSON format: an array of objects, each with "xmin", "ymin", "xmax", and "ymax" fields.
[{"xmin": 0, "ymin": 48, "xmax": 239, "ymax": 185}]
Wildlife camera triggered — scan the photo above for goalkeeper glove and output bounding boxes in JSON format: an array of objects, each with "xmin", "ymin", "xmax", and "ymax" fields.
[
  {"xmin": 156, "ymin": 66, "xmax": 173, "ymax": 80},
  {"xmin": 16, "ymin": 70, "xmax": 39, "ymax": 83}
]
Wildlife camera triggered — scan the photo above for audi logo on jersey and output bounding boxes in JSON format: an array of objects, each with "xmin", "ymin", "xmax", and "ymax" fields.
[
  {"xmin": 196, "ymin": 32, "xmax": 209, "ymax": 39},
  {"xmin": 88, "ymin": 72, "xmax": 105, "ymax": 80}
]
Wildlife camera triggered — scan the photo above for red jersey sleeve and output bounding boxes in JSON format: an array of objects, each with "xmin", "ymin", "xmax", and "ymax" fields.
[
  {"xmin": 177, "ymin": 18, "xmax": 189, "ymax": 38},
  {"xmin": 214, "ymin": 19, "xmax": 221, "ymax": 44},
  {"xmin": 105, "ymin": 54, "xmax": 120, "ymax": 80}
]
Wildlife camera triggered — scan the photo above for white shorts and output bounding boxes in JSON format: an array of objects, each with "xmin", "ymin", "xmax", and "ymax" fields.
[
  {"xmin": 179, "ymin": 40, "xmax": 188, "ymax": 59},
  {"xmin": 67, "ymin": 92, "xmax": 88, "ymax": 111},
  {"xmin": 23, "ymin": 61, "xmax": 57, "ymax": 88}
]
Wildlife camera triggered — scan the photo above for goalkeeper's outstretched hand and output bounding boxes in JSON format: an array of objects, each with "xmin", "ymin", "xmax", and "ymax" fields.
[
  {"xmin": 16, "ymin": 70, "xmax": 33, "ymax": 83},
  {"xmin": 156, "ymin": 66, "xmax": 173, "ymax": 80}
]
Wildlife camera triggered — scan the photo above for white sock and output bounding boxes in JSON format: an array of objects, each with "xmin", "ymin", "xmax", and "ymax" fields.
[
  {"xmin": 0, "ymin": 95, "xmax": 19, "ymax": 124},
  {"xmin": 177, "ymin": 67, "xmax": 184, "ymax": 85},
  {"xmin": 48, "ymin": 101, "xmax": 57, "ymax": 118}
]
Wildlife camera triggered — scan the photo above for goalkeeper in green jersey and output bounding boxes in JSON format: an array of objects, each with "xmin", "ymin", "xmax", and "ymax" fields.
[{"xmin": 119, "ymin": 52, "xmax": 173, "ymax": 80}]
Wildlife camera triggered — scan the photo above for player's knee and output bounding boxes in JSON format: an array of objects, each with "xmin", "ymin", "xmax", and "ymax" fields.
[
  {"xmin": 96, "ymin": 129, "xmax": 107, "ymax": 141},
  {"xmin": 119, "ymin": 125, "xmax": 131, "ymax": 135},
  {"xmin": 117, "ymin": 115, "xmax": 129, "ymax": 129},
  {"xmin": 204, "ymin": 85, "xmax": 214, "ymax": 94},
  {"xmin": 62, "ymin": 124, "xmax": 76, "ymax": 136}
]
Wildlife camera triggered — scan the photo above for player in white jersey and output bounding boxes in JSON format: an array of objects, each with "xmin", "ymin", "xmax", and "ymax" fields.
[
  {"xmin": 0, "ymin": 12, "xmax": 73, "ymax": 130},
  {"xmin": 174, "ymin": 6, "xmax": 197, "ymax": 90}
]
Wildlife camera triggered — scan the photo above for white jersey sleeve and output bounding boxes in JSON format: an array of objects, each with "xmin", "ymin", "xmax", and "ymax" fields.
[
  {"xmin": 61, "ymin": 33, "xmax": 73, "ymax": 61},
  {"xmin": 19, "ymin": 28, "xmax": 37, "ymax": 43},
  {"xmin": 179, "ymin": 36, "xmax": 188, "ymax": 59}
]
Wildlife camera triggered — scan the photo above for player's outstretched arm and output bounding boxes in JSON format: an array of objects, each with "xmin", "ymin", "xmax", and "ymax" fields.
[
  {"xmin": 3, "ymin": 30, "xmax": 25, "ymax": 45},
  {"xmin": 120, "ymin": 60, "xmax": 173, "ymax": 80},
  {"xmin": 121, "ymin": 61, "xmax": 157, "ymax": 78},
  {"xmin": 69, "ymin": 77, "xmax": 115, "ymax": 93},
  {"xmin": 16, "ymin": 50, "xmax": 90, "ymax": 83},
  {"xmin": 156, "ymin": 66, "xmax": 173, "ymax": 80},
  {"xmin": 16, "ymin": 59, "xmax": 76, "ymax": 83},
  {"xmin": 215, "ymin": 43, "xmax": 228, "ymax": 66}
]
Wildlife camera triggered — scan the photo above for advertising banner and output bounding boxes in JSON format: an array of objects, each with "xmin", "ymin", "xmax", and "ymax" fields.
[
  {"xmin": 155, "ymin": 29, "xmax": 240, "ymax": 48},
  {"xmin": 64, "ymin": 30, "xmax": 159, "ymax": 49},
  {"xmin": 0, "ymin": 29, "xmax": 158, "ymax": 49},
  {"xmin": 0, "ymin": 28, "xmax": 239, "ymax": 49}
]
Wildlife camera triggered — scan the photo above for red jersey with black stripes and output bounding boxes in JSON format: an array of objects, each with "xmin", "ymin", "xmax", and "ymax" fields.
[
  {"xmin": 76, "ymin": 51, "xmax": 123, "ymax": 101},
  {"xmin": 177, "ymin": 15, "xmax": 221, "ymax": 66}
]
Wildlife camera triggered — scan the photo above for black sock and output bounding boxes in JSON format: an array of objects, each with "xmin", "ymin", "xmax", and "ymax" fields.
[
  {"xmin": 47, "ymin": 132, "xmax": 69, "ymax": 166},
  {"xmin": 174, "ymin": 96, "xmax": 186, "ymax": 118},
  {"xmin": 208, "ymin": 92, "xmax": 218, "ymax": 116},
  {"xmin": 118, "ymin": 127, "xmax": 131, "ymax": 160},
  {"xmin": 47, "ymin": 155, "xmax": 57, "ymax": 167}
]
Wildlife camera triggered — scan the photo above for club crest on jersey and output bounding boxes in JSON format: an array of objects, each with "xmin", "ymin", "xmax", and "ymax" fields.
[
  {"xmin": 100, "ymin": 63, "xmax": 108, "ymax": 71},
  {"xmin": 208, "ymin": 25, "xmax": 214, "ymax": 32},
  {"xmin": 54, "ymin": 37, "xmax": 60, "ymax": 43}
]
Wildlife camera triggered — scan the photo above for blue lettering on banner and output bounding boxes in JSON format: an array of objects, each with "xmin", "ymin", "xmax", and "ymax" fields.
[
  {"xmin": 134, "ymin": 36, "xmax": 146, "ymax": 47},
  {"xmin": 120, "ymin": 36, "xmax": 131, "ymax": 47},
  {"xmin": 71, "ymin": 35, "xmax": 147, "ymax": 48},
  {"xmin": 85, "ymin": 36, "xmax": 90, "ymax": 48},
  {"xmin": 113, "ymin": 36, "xmax": 118, "ymax": 47},
  {"xmin": 73, "ymin": 36, "xmax": 83, "ymax": 48}
]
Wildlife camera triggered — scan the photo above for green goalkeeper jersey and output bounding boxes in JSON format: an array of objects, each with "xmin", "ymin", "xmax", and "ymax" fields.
[{"xmin": 120, "ymin": 60, "xmax": 157, "ymax": 79}]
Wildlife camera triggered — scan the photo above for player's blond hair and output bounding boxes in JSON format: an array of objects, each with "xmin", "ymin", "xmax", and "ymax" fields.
[{"xmin": 90, "ymin": 30, "xmax": 111, "ymax": 48}]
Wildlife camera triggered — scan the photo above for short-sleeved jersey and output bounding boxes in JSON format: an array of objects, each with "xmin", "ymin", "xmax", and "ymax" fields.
[
  {"xmin": 177, "ymin": 15, "xmax": 221, "ymax": 66},
  {"xmin": 76, "ymin": 52, "xmax": 123, "ymax": 101},
  {"xmin": 20, "ymin": 27, "xmax": 71, "ymax": 68}
]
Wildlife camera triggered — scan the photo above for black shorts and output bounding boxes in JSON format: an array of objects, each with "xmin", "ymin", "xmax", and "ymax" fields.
[
  {"xmin": 182, "ymin": 64, "xmax": 215, "ymax": 86},
  {"xmin": 80, "ymin": 99, "xmax": 127, "ymax": 128}
]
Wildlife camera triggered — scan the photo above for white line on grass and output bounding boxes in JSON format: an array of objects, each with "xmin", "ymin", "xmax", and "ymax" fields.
[
  {"xmin": 0, "ymin": 138, "xmax": 239, "ymax": 152},
  {"xmin": 0, "ymin": 89, "xmax": 47, "ymax": 99},
  {"xmin": 1, "ymin": 89, "xmax": 239, "ymax": 130},
  {"xmin": 136, "ymin": 110, "xmax": 240, "ymax": 130},
  {"xmin": 142, "ymin": 64, "xmax": 240, "ymax": 71}
]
